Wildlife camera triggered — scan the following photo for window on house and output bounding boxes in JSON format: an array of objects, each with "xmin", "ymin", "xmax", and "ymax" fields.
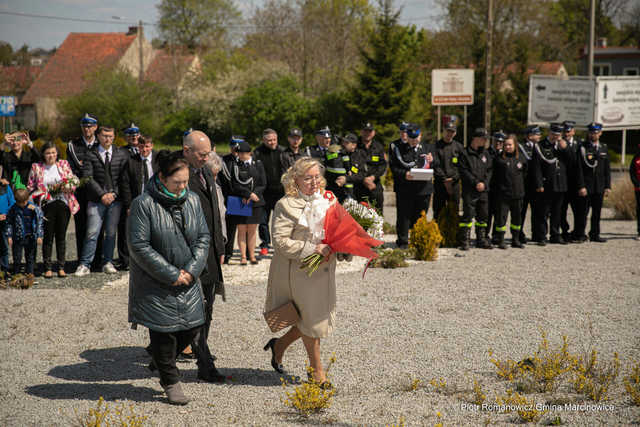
[
  {"xmin": 593, "ymin": 64, "xmax": 611, "ymax": 76},
  {"xmin": 623, "ymin": 68, "xmax": 639, "ymax": 76}
]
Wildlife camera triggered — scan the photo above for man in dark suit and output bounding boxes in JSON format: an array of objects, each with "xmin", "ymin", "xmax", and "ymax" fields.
[
  {"xmin": 74, "ymin": 125, "xmax": 129, "ymax": 276},
  {"xmin": 119, "ymin": 135, "xmax": 157, "ymax": 270},
  {"xmin": 66, "ymin": 113, "xmax": 98, "ymax": 257},
  {"xmin": 181, "ymin": 130, "xmax": 226, "ymax": 383}
]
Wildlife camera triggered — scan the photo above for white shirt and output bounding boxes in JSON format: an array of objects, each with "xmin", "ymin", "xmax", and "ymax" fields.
[
  {"xmin": 82, "ymin": 136, "xmax": 96, "ymax": 148},
  {"xmin": 97, "ymin": 144, "xmax": 113, "ymax": 164},
  {"xmin": 43, "ymin": 163, "xmax": 66, "ymax": 204}
]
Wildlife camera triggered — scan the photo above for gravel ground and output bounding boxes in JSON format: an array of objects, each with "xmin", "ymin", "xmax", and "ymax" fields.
[{"xmin": 1, "ymin": 200, "xmax": 639, "ymax": 426}]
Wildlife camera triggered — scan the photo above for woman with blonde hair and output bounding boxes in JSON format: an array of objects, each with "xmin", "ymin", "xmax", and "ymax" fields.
[{"xmin": 263, "ymin": 157, "xmax": 336, "ymax": 387}]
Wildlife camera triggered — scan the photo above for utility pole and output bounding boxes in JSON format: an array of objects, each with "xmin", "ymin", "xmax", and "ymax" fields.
[
  {"xmin": 588, "ymin": 0, "xmax": 595, "ymax": 77},
  {"xmin": 484, "ymin": 0, "xmax": 493, "ymax": 132},
  {"xmin": 138, "ymin": 19, "xmax": 144, "ymax": 84}
]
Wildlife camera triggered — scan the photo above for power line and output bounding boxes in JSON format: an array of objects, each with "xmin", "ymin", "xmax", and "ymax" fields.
[{"xmin": 0, "ymin": 11, "xmax": 145, "ymax": 26}]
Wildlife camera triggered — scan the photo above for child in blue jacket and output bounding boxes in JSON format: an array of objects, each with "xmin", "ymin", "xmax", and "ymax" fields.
[
  {"xmin": 6, "ymin": 188, "xmax": 44, "ymax": 277},
  {"xmin": 0, "ymin": 177, "xmax": 15, "ymax": 274}
]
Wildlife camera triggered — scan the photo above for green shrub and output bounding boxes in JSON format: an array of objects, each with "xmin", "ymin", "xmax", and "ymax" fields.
[
  {"xmin": 607, "ymin": 178, "xmax": 636, "ymax": 220},
  {"xmin": 436, "ymin": 200, "xmax": 459, "ymax": 248},
  {"xmin": 370, "ymin": 248, "xmax": 411, "ymax": 268}
]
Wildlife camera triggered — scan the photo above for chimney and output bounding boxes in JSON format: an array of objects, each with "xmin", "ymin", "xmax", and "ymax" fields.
[
  {"xmin": 127, "ymin": 26, "xmax": 138, "ymax": 35},
  {"xmin": 596, "ymin": 37, "xmax": 607, "ymax": 48}
]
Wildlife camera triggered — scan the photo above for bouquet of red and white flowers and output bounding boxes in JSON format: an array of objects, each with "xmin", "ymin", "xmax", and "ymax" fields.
[
  {"xmin": 299, "ymin": 190, "xmax": 384, "ymax": 276},
  {"xmin": 47, "ymin": 176, "xmax": 81, "ymax": 197}
]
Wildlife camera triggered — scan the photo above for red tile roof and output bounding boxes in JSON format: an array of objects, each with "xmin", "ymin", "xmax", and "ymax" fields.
[
  {"xmin": 0, "ymin": 66, "xmax": 42, "ymax": 95},
  {"xmin": 22, "ymin": 32, "xmax": 137, "ymax": 104},
  {"xmin": 145, "ymin": 49, "xmax": 197, "ymax": 86}
]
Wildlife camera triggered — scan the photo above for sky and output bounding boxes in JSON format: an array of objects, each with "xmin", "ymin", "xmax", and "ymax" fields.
[{"xmin": 0, "ymin": 0, "xmax": 442, "ymax": 50}]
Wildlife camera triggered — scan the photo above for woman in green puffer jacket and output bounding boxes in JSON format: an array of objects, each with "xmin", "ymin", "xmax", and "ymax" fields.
[{"xmin": 127, "ymin": 150, "xmax": 210, "ymax": 406}]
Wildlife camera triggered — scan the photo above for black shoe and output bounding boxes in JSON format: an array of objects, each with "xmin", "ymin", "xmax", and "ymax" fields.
[
  {"xmin": 250, "ymin": 259, "xmax": 259, "ymax": 265},
  {"xmin": 550, "ymin": 236, "xmax": 568, "ymax": 245},
  {"xmin": 536, "ymin": 240, "xmax": 547, "ymax": 246},
  {"xmin": 198, "ymin": 363, "xmax": 226, "ymax": 383},
  {"xmin": 264, "ymin": 338, "xmax": 285, "ymax": 374},
  {"xmin": 572, "ymin": 235, "xmax": 587, "ymax": 243},
  {"xmin": 590, "ymin": 235, "xmax": 607, "ymax": 243}
]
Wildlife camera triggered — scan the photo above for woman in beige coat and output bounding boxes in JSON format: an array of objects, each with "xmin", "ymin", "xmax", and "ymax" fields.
[{"xmin": 263, "ymin": 157, "xmax": 336, "ymax": 386}]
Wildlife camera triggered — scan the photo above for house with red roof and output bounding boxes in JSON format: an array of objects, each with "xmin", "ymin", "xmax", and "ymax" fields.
[{"xmin": 20, "ymin": 27, "xmax": 199, "ymax": 130}]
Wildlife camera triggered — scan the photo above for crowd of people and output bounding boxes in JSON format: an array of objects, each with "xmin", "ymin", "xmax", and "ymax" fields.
[{"xmin": 2, "ymin": 113, "xmax": 639, "ymax": 404}]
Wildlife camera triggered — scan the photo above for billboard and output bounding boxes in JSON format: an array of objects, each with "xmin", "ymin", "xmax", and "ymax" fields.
[
  {"xmin": 432, "ymin": 69, "xmax": 474, "ymax": 105},
  {"xmin": 595, "ymin": 77, "xmax": 640, "ymax": 129},
  {"xmin": 528, "ymin": 76, "xmax": 594, "ymax": 127}
]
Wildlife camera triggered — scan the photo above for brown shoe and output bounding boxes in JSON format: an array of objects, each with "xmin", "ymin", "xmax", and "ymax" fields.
[
  {"xmin": 44, "ymin": 270, "xmax": 53, "ymax": 279},
  {"xmin": 163, "ymin": 382, "xmax": 189, "ymax": 405},
  {"xmin": 57, "ymin": 269, "xmax": 67, "ymax": 278}
]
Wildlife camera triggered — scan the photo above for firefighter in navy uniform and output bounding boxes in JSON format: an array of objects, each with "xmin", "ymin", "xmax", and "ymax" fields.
[
  {"xmin": 492, "ymin": 134, "xmax": 527, "ymax": 249},
  {"xmin": 389, "ymin": 124, "xmax": 436, "ymax": 249},
  {"xmin": 458, "ymin": 128, "xmax": 493, "ymax": 250},
  {"xmin": 339, "ymin": 133, "xmax": 363, "ymax": 202},
  {"xmin": 518, "ymin": 125, "xmax": 540, "ymax": 243},
  {"xmin": 574, "ymin": 122, "xmax": 611, "ymax": 243},
  {"xmin": 433, "ymin": 123, "xmax": 465, "ymax": 220},
  {"xmin": 324, "ymin": 137, "xmax": 350, "ymax": 202},
  {"xmin": 531, "ymin": 123, "xmax": 571, "ymax": 245},
  {"xmin": 487, "ymin": 130, "xmax": 505, "ymax": 244},
  {"xmin": 559, "ymin": 120, "xmax": 583, "ymax": 242},
  {"xmin": 305, "ymin": 126, "xmax": 332, "ymax": 161},
  {"xmin": 280, "ymin": 128, "xmax": 306, "ymax": 171},
  {"xmin": 355, "ymin": 122, "xmax": 387, "ymax": 210}
]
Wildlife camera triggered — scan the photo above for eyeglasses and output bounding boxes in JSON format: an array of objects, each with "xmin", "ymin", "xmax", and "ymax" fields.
[{"xmin": 302, "ymin": 175, "xmax": 322, "ymax": 184}]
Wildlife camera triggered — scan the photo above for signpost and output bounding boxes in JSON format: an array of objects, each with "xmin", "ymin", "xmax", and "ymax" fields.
[
  {"xmin": 528, "ymin": 75, "xmax": 640, "ymax": 168},
  {"xmin": 0, "ymin": 96, "xmax": 17, "ymax": 134},
  {"xmin": 432, "ymin": 69, "xmax": 474, "ymax": 144},
  {"xmin": 596, "ymin": 76, "xmax": 640, "ymax": 165},
  {"xmin": 528, "ymin": 76, "xmax": 595, "ymax": 127}
]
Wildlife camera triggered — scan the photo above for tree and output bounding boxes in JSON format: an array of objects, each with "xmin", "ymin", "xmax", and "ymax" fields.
[
  {"xmin": 0, "ymin": 42, "xmax": 13, "ymax": 66},
  {"xmin": 57, "ymin": 69, "xmax": 172, "ymax": 141},
  {"xmin": 157, "ymin": 0, "xmax": 241, "ymax": 50},
  {"xmin": 230, "ymin": 75, "xmax": 312, "ymax": 144},
  {"xmin": 346, "ymin": 0, "xmax": 415, "ymax": 132},
  {"xmin": 246, "ymin": 0, "xmax": 374, "ymax": 96}
]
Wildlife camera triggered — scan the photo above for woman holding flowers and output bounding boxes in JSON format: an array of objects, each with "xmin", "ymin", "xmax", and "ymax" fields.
[
  {"xmin": 27, "ymin": 141, "xmax": 80, "ymax": 278},
  {"xmin": 263, "ymin": 157, "xmax": 336, "ymax": 387}
]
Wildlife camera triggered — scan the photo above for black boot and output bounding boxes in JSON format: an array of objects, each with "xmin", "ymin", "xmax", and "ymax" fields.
[
  {"xmin": 459, "ymin": 227, "xmax": 470, "ymax": 251},
  {"xmin": 511, "ymin": 232, "xmax": 524, "ymax": 248},
  {"xmin": 496, "ymin": 231, "xmax": 507, "ymax": 249},
  {"xmin": 476, "ymin": 227, "xmax": 492, "ymax": 249}
]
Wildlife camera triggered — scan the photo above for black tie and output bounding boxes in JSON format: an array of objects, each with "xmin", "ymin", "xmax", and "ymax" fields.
[
  {"xmin": 142, "ymin": 159, "xmax": 149, "ymax": 189},
  {"xmin": 104, "ymin": 151, "xmax": 114, "ymax": 192}
]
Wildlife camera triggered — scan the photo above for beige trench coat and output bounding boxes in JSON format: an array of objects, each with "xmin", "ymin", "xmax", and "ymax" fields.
[{"xmin": 264, "ymin": 195, "xmax": 337, "ymax": 338}]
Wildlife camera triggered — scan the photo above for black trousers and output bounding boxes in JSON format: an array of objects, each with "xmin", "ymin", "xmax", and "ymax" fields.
[
  {"xmin": 636, "ymin": 191, "xmax": 640, "ymax": 235},
  {"xmin": 149, "ymin": 326, "xmax": 200, "ymax": 386},
  {"xmin": 496, "ymin": 198, "xmax": 523, "ymax": 235},
  {"xmin": 433, "ymin": 180, "xmax": 461, "ymax": 220},
  {"xmin": 259, "ymin": 193, "xmax": 281, "ymax": 249},
  {"xmin": 561, "ymin": 188, "xmax": 580, "ymax": 237},
  {"xmin": 487, "ymin": 190, "xmax": 500, "ymax": 237},
  {"xmin": 117, "ymin": 207, "xmax": 129, "ymax": 267},
  {"xmin": 395, "ymin": 192, "xmax": 430, "ymax": 246},
  {"xmin": 574, "ymin": 193, "xmax": 604, "ymax": 239},
  {"xmin": 224, "ymin": 214, "xmax": 237, "ymax": 259},
  {"xmin": 12, "ymin": 236, "xmax": 37, "ymax": 274},
  {"xmin": 533, "ymin": 191, "xmax": 565, "ymax": 241},
  {"xmin": 460, "ymin": 190, "xmax": 489, "ymax": 228},
  {"xmin": 191, "ymin": 281, "xmax": 216, "ymax": 373},
  {"xmin": 74, "ymin": 189, "xmax": 88, "ymax": 256},
  {"xmin": 520, "ymin": 190, "xmax": 535, "ymax": 239},
  {"xmin": 42, "ymin": 200, "xmax": 71, "ymax": 271}
]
